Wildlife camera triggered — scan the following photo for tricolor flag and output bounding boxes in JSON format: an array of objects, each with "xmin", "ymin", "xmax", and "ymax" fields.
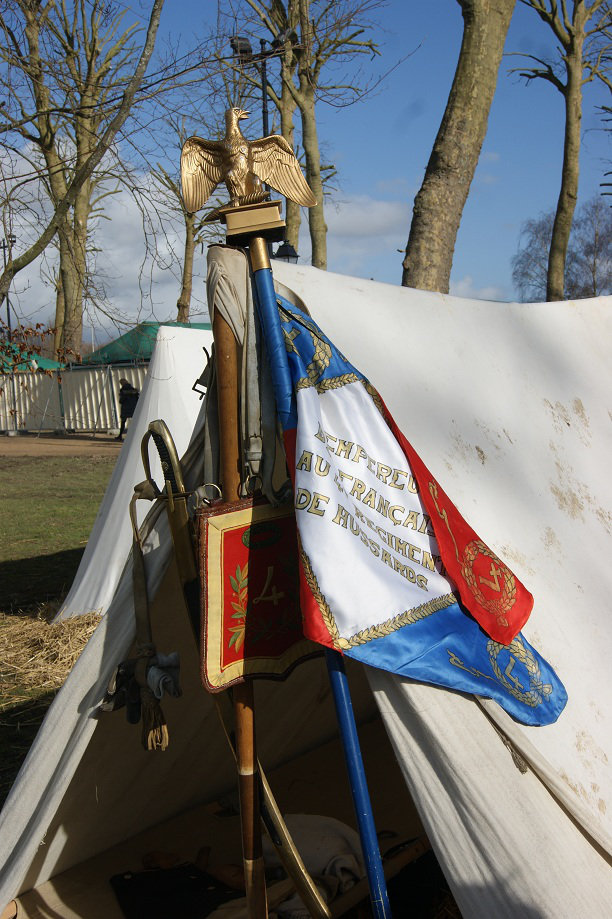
[{"xmin": 257, "ymin": 292, "xmax": 567, "ymax": 726}]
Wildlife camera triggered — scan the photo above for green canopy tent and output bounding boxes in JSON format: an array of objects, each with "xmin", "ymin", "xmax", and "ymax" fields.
[
  {"xmin": 0, "ymin": 342, "xmax": 62, "ymax": 372},
  {"xmin": 83, "ymin": 321, "xmax": 212, "ymax": 365}
]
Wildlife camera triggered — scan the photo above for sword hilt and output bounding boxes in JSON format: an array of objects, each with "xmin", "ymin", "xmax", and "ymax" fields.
[
  {"xmin": 141, "ymin": 419, "xmax": 199, "ymax": 636},
  {"xmin": 141, "ymin": 419, "xmax": 185, "ymax": 498}
]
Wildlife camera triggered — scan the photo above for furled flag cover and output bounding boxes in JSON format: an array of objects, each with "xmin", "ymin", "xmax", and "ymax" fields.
[{"xmin": 256, "ymin": 292, "xmax": 567, "ymax": 726}]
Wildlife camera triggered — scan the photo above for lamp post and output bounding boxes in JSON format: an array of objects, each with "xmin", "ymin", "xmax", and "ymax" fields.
[
  {"xmin": 259, "ymin": 38, "xmax": 270, "ymax": 137},
  {"xmin": 230, "ymin": 34, "xmax": 277, "ymax": 260},
  {"xmin": 229, "ymin": 34, "xmax": 271, "ymax": 137},
  {"xmin": 230, "ymin": 35, "xmax": 296, "ymax": 259},
  {"xmin": 1, "ymin": 234, "xmax": 16, "ymax": 341},
  {"xmin": 1, "ymin": 234, "xmax": 18, "ymax": 434}
]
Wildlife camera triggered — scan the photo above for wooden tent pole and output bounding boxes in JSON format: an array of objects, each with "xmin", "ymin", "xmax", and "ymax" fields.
[
  {"xmin": 213, "ymin": 310, "xmax": 241, "ymax": 497},
  {"xmin": 212, "ymin": 307, "xmax": 268, "ymax": 919}
]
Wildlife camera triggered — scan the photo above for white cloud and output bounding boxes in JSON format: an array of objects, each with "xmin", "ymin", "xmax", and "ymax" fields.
[
  {"xmin": 474, "ymin": 151, "xmax": 501, "ymax": 186},
  {"xmin": 5, "ymin": 174, "xmax": 211, "ymax": 340},
  {"xmin": 373, "ymin": 176, "xmax": 412, "ymax": 197},
  {"xmin": 295, "ymin": 194, "xmax": 410, "ymax": 281},
  {"xmin": 326, "ymin": 195, "xmax": 411, "ymax": 239},
  {"xmin": 450, "ymin": 274, "xmax": 508, "ymax": 302},
  {"xmin": 476, "ymin": 173, "xmax": 499, "ymax": 186}
]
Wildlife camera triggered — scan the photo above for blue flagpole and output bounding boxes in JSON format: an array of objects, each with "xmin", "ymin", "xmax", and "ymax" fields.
[
  {"xmin": 250, "ymin": 250, "xmax": 392, "ymax": 919},
  {"xmin": 324, "ymin": 650, "xmax": 392, "ymax": 919}
]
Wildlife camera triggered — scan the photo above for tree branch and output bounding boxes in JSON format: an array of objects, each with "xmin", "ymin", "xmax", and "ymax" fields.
[{"xmin": 0, "ymin": 0, "xmax": 165, "ymax": 305}]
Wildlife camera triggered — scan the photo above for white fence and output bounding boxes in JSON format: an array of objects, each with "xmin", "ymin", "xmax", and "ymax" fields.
[{"xmin": 0, "ymin": 364, "xmax": 147, "ymax": 433}]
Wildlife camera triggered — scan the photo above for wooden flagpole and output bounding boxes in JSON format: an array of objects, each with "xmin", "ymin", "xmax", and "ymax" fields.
[
  {"xmin": 213, "ymin": 230, "xmax": 392, "ymax": 917},
  {"xmin": 212, "ymin": 307, "xmax": 268, "ymax": 918},
  {"xmin": 182, "ymin": 104, "xmax": 390, "ymax": 915}
]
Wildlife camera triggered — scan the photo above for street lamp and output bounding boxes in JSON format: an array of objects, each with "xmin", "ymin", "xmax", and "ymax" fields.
[
  {"xmin": 1, "ymin": 234, "xmax": 16, "ymax": 342},
  {"xmin": 230, "ymin": 34, "xmax": 277, "ymax": 258},
  {"xmin": 229, "ymin": 34, "xmax": 271, "ymax": 136},
  {"xmin": 229, "ymin": 34, "xmax": 252, "ymax": 63},
  {"xmin": 273, "ymin": 241, "xmax": 299, "ymax": 264}
]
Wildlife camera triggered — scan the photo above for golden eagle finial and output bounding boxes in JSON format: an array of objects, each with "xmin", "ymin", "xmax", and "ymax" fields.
[{"xmin": 180, "ymin": 107, "xmax": 316, "ymax": 215}]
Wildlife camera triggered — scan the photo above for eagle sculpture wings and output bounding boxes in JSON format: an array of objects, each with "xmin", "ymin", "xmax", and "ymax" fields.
[{"xmin": 181, "ymin": 107, "xmax": 316, "ymax": 213}]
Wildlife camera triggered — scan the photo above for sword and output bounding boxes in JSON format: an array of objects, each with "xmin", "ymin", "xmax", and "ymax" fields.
[{"xmin": 141, "ymin": 419, "xmax": 200, "ymax": 638}]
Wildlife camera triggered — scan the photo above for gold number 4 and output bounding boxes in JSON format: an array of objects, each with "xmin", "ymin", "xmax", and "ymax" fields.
[{"xmin": 253, "ymin": 565, "xmax": 284, "ymax": 606}]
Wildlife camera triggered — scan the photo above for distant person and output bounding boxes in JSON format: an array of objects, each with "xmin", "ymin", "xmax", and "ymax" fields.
[{"xmin": 115, "ymin": 378, "xmax": 139, "ymax": 441}]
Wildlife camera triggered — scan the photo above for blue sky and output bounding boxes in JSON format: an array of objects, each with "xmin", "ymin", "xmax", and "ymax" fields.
[
  {"xmin": 152, "ymin": 0, "xmax": 612, "ymax": 301},
  {"xmin": 277, "ymin": 0, "xmax": 612, "ymax": 299},
  {"xmin": 8, "ymin": 1, "xmax": 612, "ymax": 338}
]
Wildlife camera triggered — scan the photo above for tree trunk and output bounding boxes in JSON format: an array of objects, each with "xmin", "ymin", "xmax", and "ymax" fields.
[
  {"xmin": 279, "ymin": 47, "xmax": 301, "ymax": 249},
  {"xmin": 53, "ymin": 231, "xmax": 67, "ymax": 357},
  {"xmin": 53, "ymin": 219, "xmax": 88, "ymax": 357},
  {"xmin": 402, "ymin": 0, "xmax": 515, "ymax": 292},
  {"xmin": 53, "ymin": 282, "xmax": 65, "ymax": 357},
  {"xmin": 63, "ymin": 182, "xmax": 90, "ymax": 355},
  {"xmin": 281, "ymin": 86, "xmax": 301, "ymax": 250},
  {"xmin": 62, "ymin": 258, "xmax": 84, "ymax": 355},
  {"xmin": 547, "ymin": 56, "xmax": 584, "ymax": 301},
  {"xmin": 285, "ymin": 190, "xmax": 301, "ymax": 251},
  {"xmin": 300, "ymin": 89, "xmax": 327, "ymax": 269},
  {"xmin": 296, "ymin": 0, "xmax": 327, "ymax": 269},
  {"xmin": 177, "ymin": 212, "xmax": 196, "ymax": 322},
  {"xmin": 60, "ymin": 262, "xmax": 83, "ymax": 356}
]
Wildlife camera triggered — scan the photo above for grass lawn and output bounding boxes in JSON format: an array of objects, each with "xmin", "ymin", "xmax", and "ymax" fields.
[
  {"xmin": 0, "ymin": 453, "xmax": 116, "ymax": 806},
  {"xmin": 0, "ymin": 454, "xmax": 116, "ymax": 610}
]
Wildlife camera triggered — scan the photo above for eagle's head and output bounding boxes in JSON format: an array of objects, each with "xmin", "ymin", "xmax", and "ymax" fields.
[{"xmin": 225, "ymin": 107, "xmax": 250, "ymax": 133}]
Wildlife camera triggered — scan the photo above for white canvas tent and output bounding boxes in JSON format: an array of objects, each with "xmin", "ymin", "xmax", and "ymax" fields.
[
  {"xmin": 57, "ymin": 324, "xmax": 214, "ymax": 621},
  {"xmin": 1, "ymin": 258, "xmax": 611, "ymax": 918}
]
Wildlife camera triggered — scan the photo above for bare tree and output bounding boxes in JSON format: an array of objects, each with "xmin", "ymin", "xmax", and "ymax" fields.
[
  {"xmin": 515, "ymin": 1, "xmax": 612, "ymax": 301},
  {"xmin": 152, "ymin": 161, "xmax": 224, "ymax": 322},
  {"xmin": 512, "ymin": 195, "xmax": 612, "ymax": 299},
  {"xmin": 402, "ymin": 0, "xmax": 516, "ymax": 293},
  {"xmin": 228, "ymin": 0, "xmax": 383, "ymax": 269},
  {"xmin": 570, "ymin": 194, "xmax": 612, "ymax": 294},
  {"xmin": 0, "ymin": 0, "xmax": 165, "ymax": 354},
  {"xmin": 511, "ymin": 211, "xmax": 556, "ymax": 300}
]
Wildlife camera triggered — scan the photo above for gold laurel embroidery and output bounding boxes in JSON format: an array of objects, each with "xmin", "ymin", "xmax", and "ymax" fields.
[
  {"xmin": 278, "ymin": 300, "xmax": 380, "ymax": 398},
  {"xmin": 296, "ymin": 372, "xmax": 361, "ymax": 393},
  {"xmin": 299, "ymin": 543, "xmax": 342, "ymax": 648},
  {"xmin": 337, "ymin": 593, "xmax": 457, "ymax": 650},
  {"xmin": 279, "ymin": 308, "xmax": 334, "ymax": 389},
  {"xmin": 462, "ymin": 540, "xmax": 517, "ymax": 627},
  {"xmin": 362, "ymin": 381, "xmax": 385, "ymax": 414},
  {"xmin": 307, "ymin": 336, "xmax": 332, "ymax": 385},
  {"xmin": 487, "ymin": 636, "xmax": 552, "ymax": 707},
  {"xmin": 299, "ymin": 544, "xmax": 456, "ymax": 651}
]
